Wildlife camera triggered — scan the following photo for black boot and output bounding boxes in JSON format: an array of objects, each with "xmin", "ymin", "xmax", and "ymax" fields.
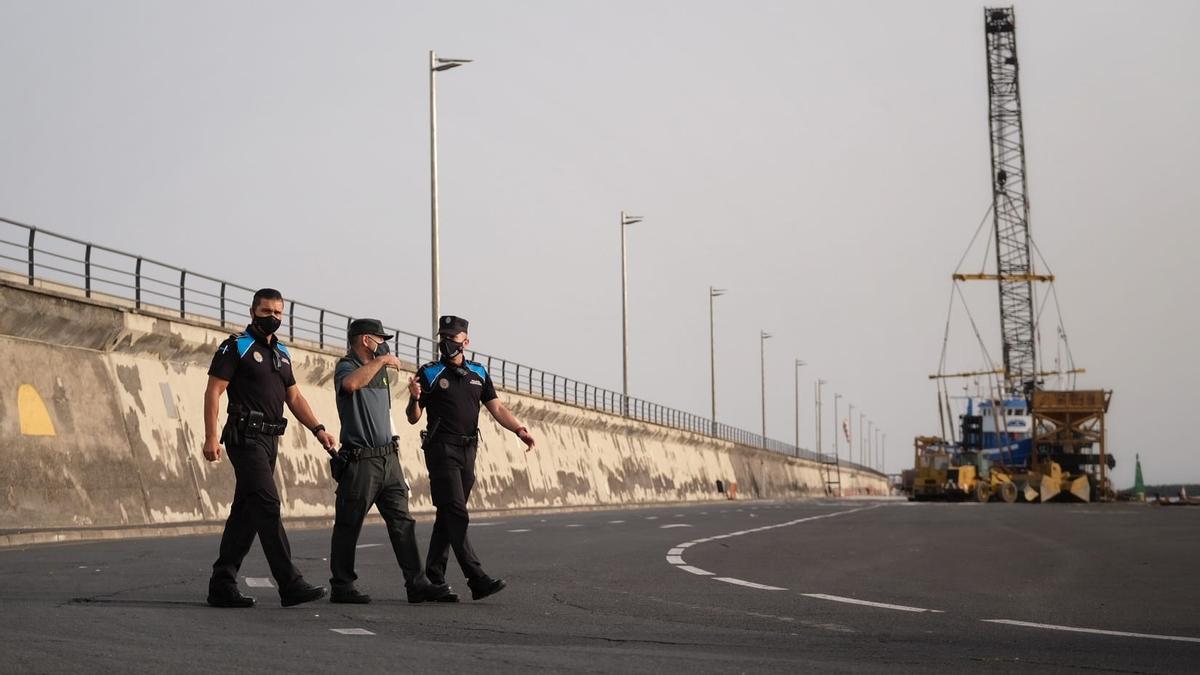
[{"xmin": 280, "ymin": 580, "xmax": 327, "ymax": 607}]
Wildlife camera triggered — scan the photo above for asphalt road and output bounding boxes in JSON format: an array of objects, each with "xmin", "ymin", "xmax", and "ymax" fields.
[{"xmin": 1, "ymin": 499, "xmax": 1197, "ymax": 674}]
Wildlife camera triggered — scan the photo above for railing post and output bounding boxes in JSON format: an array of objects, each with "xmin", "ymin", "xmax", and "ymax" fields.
[
  {"xmin": 26, "ymin": 228, "xmax": 35, "ymax": 285},
  {"xmin": 288, "ymin": 301, "xmax": 296, "ymax": 341},
  {"xmin": 179, "ymin": 270, "xmax": 187, "ymax": 318},
  {"xmin": 319, "ymin": 309, "xmax": 326, "ymax": 349},
  {"xmin": 134, "ymin": 257, "xmax": 143, "ymax": 309},
  {"xmin": 219, "ymin": 282, "xmax": 226, "ymax": 327},
  {"xmin": 540, "ymin": 371, "xmax": 545, "ymax": 398},
  {"xmin": 84, "ymin": 244, "xmax": 92, "ymax": 298}
]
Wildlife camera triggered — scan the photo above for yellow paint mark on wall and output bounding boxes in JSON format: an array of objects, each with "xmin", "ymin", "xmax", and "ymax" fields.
[{"xmin": 18, "ymin": 384, "xmax": 56, "ymax": 436}]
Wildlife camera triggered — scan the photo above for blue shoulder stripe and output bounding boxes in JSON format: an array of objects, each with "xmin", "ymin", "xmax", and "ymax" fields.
[
  {"xmin": 421, "ymin": 363, "xmax": 446, "ymax": 385},
  {"xmin": 275, "ymin": 342, "xmax": 291, "ymax": 358},
  {"xmin": 465, "ymin": 362, "xmax": 487, "ymax": 380},
  {"xmin": 235, "ymin": 334, "xmax": 255, "ymax": 359}
]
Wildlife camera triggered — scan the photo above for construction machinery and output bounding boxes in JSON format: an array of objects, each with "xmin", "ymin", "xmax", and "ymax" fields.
[{"xmin": 916, "ymin": 7, "xmax": 1115, "ymax": 503}]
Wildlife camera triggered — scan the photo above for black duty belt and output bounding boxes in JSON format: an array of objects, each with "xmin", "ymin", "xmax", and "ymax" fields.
[
  {"xmin": 424, "ymin": 433, "xmax": 478, "ymax": 447},
  {"xmin": 344, "ymin": 438, "xmax": 400, "ymax": 461},
  {"xmin": 229, "ymin": 408, "xmax": 288, "ymax": 436}
]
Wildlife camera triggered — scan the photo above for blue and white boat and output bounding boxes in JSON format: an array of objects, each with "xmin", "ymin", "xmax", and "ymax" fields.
[{"xmin": 960, "ymin": 396, "xmax": 1033, "ymax": 467}]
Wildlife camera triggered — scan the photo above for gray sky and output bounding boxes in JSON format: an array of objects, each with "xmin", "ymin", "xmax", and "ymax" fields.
[{"xmin": 2, "ymin": 0, "xmax": 1196, "ymax": 485}]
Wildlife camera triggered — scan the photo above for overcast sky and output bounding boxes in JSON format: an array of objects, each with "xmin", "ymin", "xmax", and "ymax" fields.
[{"xmin": 1, "ymin": 0, "xmax": 1196, "ymax": 485}]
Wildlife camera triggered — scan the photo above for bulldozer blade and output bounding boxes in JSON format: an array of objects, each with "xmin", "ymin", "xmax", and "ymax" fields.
[
  {"xmin": 1040, "ymin": 476, "xmax": 1061, "ymax": 503},
  {"xmin": 1068, "ymin": 475, "xmax": 1091, "ymax": 503},
  {"xmin": 1023, "ymin": 483, "xmax": 1040, "ymax": 503}
]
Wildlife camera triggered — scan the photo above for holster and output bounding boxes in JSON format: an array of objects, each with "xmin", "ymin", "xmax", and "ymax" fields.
[
  {"xmin": 229, "ymin": 406, "xmax": 288, "ymax": 437},
  {"xmin": 419, "ymin": 419, "xmax": 443, "ymax": 451}
]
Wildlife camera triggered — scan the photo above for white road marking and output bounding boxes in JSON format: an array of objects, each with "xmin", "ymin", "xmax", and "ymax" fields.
[
  {"xmin": 331, "ymin": 628, "xmax": 375, "ymax": 636},
  {"xmin": 244, "ymin": 577, "xmax": 274, "ymax": 588},
  {"xmin": 983, "ymin": 619, "xmax": 1200, "ymax": 644},
  {"xmin": 715, "ymin": 577, "xmax": 786, "ymax": 591},
  {"xmin": 665, "ymin": 506, "xmax": 882, "ymax": 596},
  {"xmin": 473, "ymin": 522, "xmax": 502, "ymax": 527},
  {"xmin": 645, "ymin": 516, "xmax": 659, "ymax": 520},
  {"xmin": 608, "ymin": 520, "xmax": 625, "ymax": 524},
  {"xmin": 566, "ymin": 524, "xmax": 584, "ymax": 528},
  {"xmin": 507, "ymin": 529, "xmax": 531, "ymax": 533},
  {"xmin": 802, "ymin": 593, "xmax": 942, "ymax": 613},
  {"xmin": 659, "ymin": 524, "xmax": 693, "ymax": 529},
  {"xmin": 355, "ymin": 543, "xmax": 382, "ymax": 549}
]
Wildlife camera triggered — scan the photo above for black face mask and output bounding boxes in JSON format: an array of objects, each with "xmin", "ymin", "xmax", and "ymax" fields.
[
  {"xmin": 439, "ymin": 339, "xmax": 463, "ymax": 359},
  {"xmin": 373, "ymin": 340, "xmax": 390, "ymax": 358},
  {"xmin": 252, "ymin": 314, "xmax": 282, "ymax": 336}
]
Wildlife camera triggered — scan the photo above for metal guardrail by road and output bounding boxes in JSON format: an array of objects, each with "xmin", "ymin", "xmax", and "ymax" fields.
[{"xmin": 0, "ymin": 216, "xmax": 878, "ymax": 473}]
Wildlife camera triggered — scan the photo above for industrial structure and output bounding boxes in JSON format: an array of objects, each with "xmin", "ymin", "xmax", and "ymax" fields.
[{"xmin": 911, "ymin": 7, "xmax": 1114, "ymax": 503}]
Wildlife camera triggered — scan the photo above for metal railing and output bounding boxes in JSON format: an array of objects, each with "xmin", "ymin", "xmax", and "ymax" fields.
[{"xmin": 0, "ymin": 216, "xmax": 877, "ymax": 473}]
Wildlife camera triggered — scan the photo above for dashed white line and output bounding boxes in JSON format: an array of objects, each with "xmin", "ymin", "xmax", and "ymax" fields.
[
  {"xmin": 677, "ymin": 565, "xmax": 714, "ymax": 576},
  {"xmin": 566, "ymin": 524, "xmax": 584, "ymax": 528},
  {"xmin": 659, "ymin": 524, "xmax": 692, "ymax": 529},
  {"xmin": 244, "ymin": 577, "xmax": 274, "ymax": 588},
  {"xmin": 715, "ymin": 577, "xmax": 786, "ymax": 591},
  {"xmin": 666, "ymin": 555, "xmax": 687, "ymax": 565},
  {"xmin": 667, "ymin": 547, "xmax": 685, "ymax": 556},
  {"xmin": 644, "ymin": 516, "xmax": 659, "ymax": 520},
  {"xmin": 607, "ymin": 520, "xmax": 626, "ymax": 524},
  {"xmin": 507, "ymin": 529, "xmax": 531, "ymax": 533},
  {"xmin": 802, "ymin": 593, "xmax": 943, "ymax": 613},
  {"xmin": 355, "ymin": 543, "xmax": 382, "ymax": 549},
  {"xmin": 983, "ymin": 619, "xmax": 1200, "ymax": 644},
  {"xmin": 331, "ymin": 628, "xmax": 375, "ymax": 636}
]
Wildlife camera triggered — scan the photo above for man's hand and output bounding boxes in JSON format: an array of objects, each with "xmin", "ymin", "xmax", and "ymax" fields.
[
  {"xmin": 407, "ymin": 376, "xmax": 422, "ymax": 398},
  {"xmin": 516, "ymin": 427, "xmax": 536, "ymax": 452},
  {"xmin": 316, "ymin": 429, "xmax": 337, "ymax": 453},
  {"xmin": 379, "ymin": 355, "xmax": 402, "ymax": 370},
  {"xmin": 203, "ymin": 436, "xmax": 223, "ymax": 462}
]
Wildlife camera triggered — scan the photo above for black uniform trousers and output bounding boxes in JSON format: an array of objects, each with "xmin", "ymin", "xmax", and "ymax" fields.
[
  {"xmin": 329, "ymin": 451, "xmax": 427, "ymax": 590},
  {"xmin": 423, "ymin": 438, "xmax": 485, "ymax": 584},
  {"xmin": 210, "ymin": 427, "xmax": 302, "ymax": 593}
]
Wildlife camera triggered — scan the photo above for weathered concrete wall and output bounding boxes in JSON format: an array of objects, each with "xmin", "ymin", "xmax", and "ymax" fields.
[{"xmin": 0, "ymin": 280, "xmax": 888, "ymax": 536}]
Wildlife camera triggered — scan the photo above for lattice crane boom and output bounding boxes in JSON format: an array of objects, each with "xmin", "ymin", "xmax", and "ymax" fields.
[{"xmin": 984, "ymin": 7, "xmax": 1039, "ymax": 397}]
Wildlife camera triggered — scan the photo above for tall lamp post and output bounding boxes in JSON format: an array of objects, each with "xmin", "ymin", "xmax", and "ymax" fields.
[
  {"xmin": 793, "ymin": 360, "xmax": 806, "ymax": 456},
  {"xmin": 847, "ymin": 403, "xmax": 855, "ymax": 465},
  {"xmin": 429, "ymin": 50, "xmax": 472, "ymax": 357},
  {"xmin": 881, "ymin": 433, "xmax": 887, "ymax": 473},
  {"xmin": 834, "ymin": 393, "xmax": 843, "ymax": 462},
  {"xmin": 815, "ymin": 379, "xmax": 826, "ymax": 458},
  {"xmin": 620, "ymin": 210, "xmax": 643, "ymax": 415},
  {"xmin": 759, "ymin": 331, "xmax": 772, "ymax": 443},
  {"xmin": 859, "ymin": 412, "xmax": 866, "ymax": 466},
  {"xmin": 709, "ymin": 287, "xmax": 726, "ymax": 436},
  {"xmin": 868, "ymin": 420, "xmax": 874, "ymax": 469}
]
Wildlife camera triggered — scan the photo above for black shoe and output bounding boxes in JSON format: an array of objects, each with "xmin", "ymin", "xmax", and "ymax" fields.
[
  {"xmin": 330, "ymin": 587, "xmax": 371, "ymax": 604},
  {"xmin": 207, "ymin": 587, "xmax": 255, "ymax": 608},
  {"xmin": 468, "ymin": 576, "xmax": 506, "ymax": 601},
  {"xmin": 407, "ymin": 581, "xmax": 452, "ymax": 604},
  {"xmin": 437, "ymin": 590, "xmax": 460, "ymax": 603},
  {"xmin": 280, "ymin": 581, "xmax": 327, "ymax": 607}
]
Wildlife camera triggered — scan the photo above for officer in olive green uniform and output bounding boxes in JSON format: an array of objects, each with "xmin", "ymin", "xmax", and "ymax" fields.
[{"xmin": 328, "ymin": 318, "xmax": 450, "ymax": 604}]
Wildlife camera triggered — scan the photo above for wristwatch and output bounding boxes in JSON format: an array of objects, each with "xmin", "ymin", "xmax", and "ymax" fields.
[{"xmin": 310, "ymin": 424, "xmax": 326, "ymax": 436}]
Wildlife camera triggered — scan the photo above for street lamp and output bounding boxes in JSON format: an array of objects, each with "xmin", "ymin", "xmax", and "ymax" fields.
[
  {"xmin": 859, "ymin": 412, "xmax": 866, "ymax": 466},
  {"xmin": 620, "ymin": 211, "xmax": 643, "ymax": 415},
  {"xmin": 876, "ymin": 427, "xmax": 882, "ymax": 471},
  {"xmin": 881, "ymin": 433, "xmax": 887, "ymax": 472},
  {"xmin": 794, "ymin": 360, "xmax": 806, "ymax": 456},
  {"xmin": 834, "ymin": 393, "xmax": 843, "ymax": 462},
  {"xmin": 759, "ymin": 331, "xmax": 772, "ymax": 443},
  {"xmin": 429, "ymin": 50, "xmax": 472, "ymax": 357},
  {"xmin": 867, "ymin": 420, "xmax": 874, "ymax": 469},
  {"xmin": 815, "ymin": 379, "xmax": 826, "ymax": 458},
  {"xmin": 709, "ymin": 287, "xmax": 726, "ymax": 436}
]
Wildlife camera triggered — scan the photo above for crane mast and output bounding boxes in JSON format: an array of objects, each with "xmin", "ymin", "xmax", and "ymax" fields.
[{"xmin": 984, "ymin": 7, "xmax": 1038, "ymax": 397}]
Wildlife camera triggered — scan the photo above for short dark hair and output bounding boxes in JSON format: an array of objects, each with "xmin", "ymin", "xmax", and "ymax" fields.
[{"xmin": 251, "ymin": 288, "xmax": 283, "ymax": 310}]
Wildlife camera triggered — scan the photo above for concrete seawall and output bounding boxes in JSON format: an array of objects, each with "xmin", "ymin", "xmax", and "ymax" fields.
[{"xmin": 0, "ymin": 279, "xmax": 888, "ymax": 545}]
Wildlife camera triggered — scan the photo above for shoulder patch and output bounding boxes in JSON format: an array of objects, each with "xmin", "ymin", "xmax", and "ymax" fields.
[
  {"xmin": 421, "ymin": 362, "xmax": 447, "ymax": 386},
  {"xmin": 274, "ymin": 341, "xmax": 291, "ymax": 358},
  {"xmin": 464, "ymin": 362, "xmax": 488, "ymax": 380}
]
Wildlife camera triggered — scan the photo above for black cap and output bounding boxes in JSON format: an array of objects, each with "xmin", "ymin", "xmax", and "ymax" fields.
[
  {"xmin": 438, "ymin": 315, "xmax": 469, "ymax": 336},
  {"xmin": 348, "ymin": 318, "xmax": 394, "ymax": 339}
]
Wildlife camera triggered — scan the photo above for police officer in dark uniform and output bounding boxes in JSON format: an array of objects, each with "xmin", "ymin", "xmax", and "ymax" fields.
[
  {"xmin": 203, "ymin": 288, "xmax": 335, "ymax": 608},
  {"xmin": 327, "ymin": 318, "xmax": 450, "ymax": 604},
  {"xmin": 406, "ymin": 315, "xmax": 536, "ymax": 601}
]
